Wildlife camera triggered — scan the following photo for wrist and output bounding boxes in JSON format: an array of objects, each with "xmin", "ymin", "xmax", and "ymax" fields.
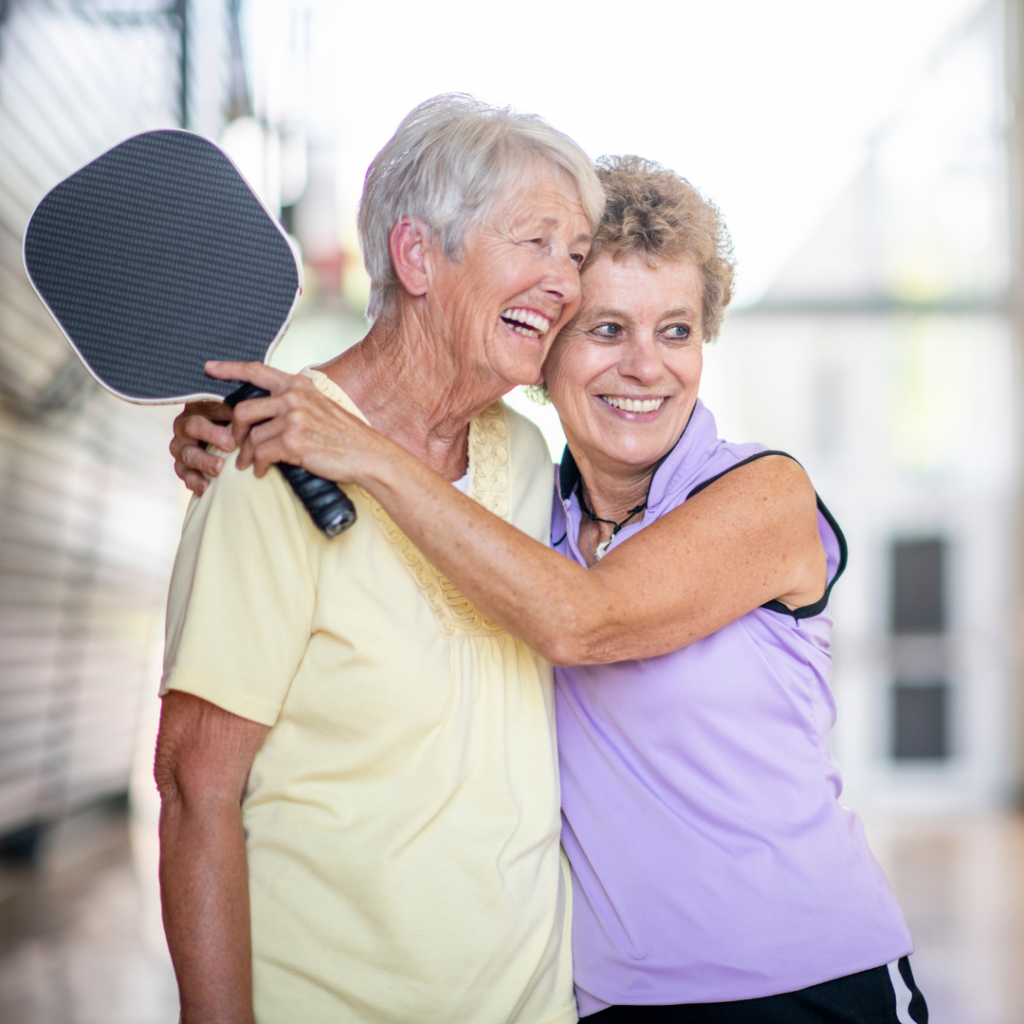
[{"xmin": 353, "ymin": 438, "xmax": 406, "ymax": 498}]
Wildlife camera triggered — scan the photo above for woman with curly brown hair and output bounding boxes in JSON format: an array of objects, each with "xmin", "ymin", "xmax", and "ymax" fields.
[{"xmin": 176, "ymin": 155, "xmax": 925, "ymax": 1024}]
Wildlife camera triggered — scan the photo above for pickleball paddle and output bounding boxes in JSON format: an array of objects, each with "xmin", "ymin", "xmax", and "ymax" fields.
[{"xmin": 22, "ymin": 129, "xmax": 356, "ymax": 537}]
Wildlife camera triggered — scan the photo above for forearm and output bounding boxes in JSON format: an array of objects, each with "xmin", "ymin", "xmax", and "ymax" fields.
[
  {"xmin": 159, "ymin": 796, "xmax": 255, "ymax": 1024},
  {"xmin": 361, "ymin": 448, "xmax": 825, "ymax": 665}
]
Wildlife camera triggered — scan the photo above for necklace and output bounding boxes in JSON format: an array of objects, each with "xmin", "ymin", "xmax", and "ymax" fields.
[{"xmin": 578, "ymin": 484, "xmax": 647, "ymax": 563}]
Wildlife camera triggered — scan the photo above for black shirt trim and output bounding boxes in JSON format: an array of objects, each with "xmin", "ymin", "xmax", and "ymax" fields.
[{"xmin": 686, "ymin": 450, "xmax": 848, "ymax": 619}]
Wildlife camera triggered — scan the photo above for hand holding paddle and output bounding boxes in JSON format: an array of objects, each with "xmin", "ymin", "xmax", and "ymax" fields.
[
  {"xmin": 23, "ymin": 129, "xmax": 356, "ymax": 537},
  {"xmin": 203, "ymin": 360, "xmax": 397, "ymax": 495}
]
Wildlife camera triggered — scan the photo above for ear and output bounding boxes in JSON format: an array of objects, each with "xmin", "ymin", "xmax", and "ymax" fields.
[{"xmin": 388, "ymin": 217, "xmax": 432, "ymax": 299}]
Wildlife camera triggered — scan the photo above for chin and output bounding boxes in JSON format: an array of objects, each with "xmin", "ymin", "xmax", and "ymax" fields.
[
  {"xmin": 501, "ymin": 360, "xmax": 547, "ymax": 388},
  {"xmin": 601, "ymin": 432, "xmax": 676, "ymax": 467}
]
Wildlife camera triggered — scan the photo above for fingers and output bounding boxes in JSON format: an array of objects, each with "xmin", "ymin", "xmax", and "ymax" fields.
[
  {"xmin": 180, "ymin": 468, "xmax": 211, "ymax": 496},
  {"xmin": 229, "ymin": 375, "xmax": 320, "ymax": 456},
  {"xmin": 232, "ymin": 401, "xmax": 274, "ymax": 463},
  {"xmin": 172, "ymin": 445, "xmax": 214, "ymax": 495},
  {"xmin": 173, "ymin": 412, "xmax": 236, "ymax": 453},
  {"xmin": 182, "ymin": 440, "xmax": 226, "ymax": 477},
  {"xmin": 170, "ymin": 430, "xmax": 225, "ymax": 486},
  {"xmin": 170, "ymin": 400, "xmax": 236, "ymax": 492},
  {"xmin": 237, "ymin": 415, "xmax": 290, "ymax": 475},
  {"xmin": 229, "ymin": 393, "xmax": 290, "ymax": 449},
  {"xmin": 205, "ymin": 360, "xmax": 294, "ymax": 393}
]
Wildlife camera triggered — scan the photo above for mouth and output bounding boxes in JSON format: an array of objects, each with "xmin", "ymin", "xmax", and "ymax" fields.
[
  {"xmin": 599, "ymin": 395, "xmax": 667, "ymax": 414},
  {"xmin": 500, "ymin": 307, "xmax": 552, "ymax": 340}
]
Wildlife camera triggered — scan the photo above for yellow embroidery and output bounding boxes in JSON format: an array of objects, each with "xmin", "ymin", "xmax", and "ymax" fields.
[
  {"xmin": 470, "ymin": 402, "xmax": 511, "ymax": 520},
  {"xmin": 359, "ymin": 401, "xmax": 511, "ymax": 637}
]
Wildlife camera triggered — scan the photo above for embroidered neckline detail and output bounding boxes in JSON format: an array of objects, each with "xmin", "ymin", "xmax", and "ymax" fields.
[{"xmin": 304, "ymin": 370, "xmax": 509, "ymax": 636}]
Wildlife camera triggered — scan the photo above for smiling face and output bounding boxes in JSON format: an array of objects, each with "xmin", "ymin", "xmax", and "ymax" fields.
[
  {"xmin": 426, "ymin": 163, "xmax": 592, "ymax": 391},
  {"xmin": 544, "ymin": 251, "xmax": 705, "ymax": 480}
]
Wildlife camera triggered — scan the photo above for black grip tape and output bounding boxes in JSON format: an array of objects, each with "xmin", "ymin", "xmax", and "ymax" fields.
[{"xmin": 224, "ymin": 383, "xmax": 357, "ymax": 538}]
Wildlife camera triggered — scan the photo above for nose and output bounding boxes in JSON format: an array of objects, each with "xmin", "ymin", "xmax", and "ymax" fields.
[
  {"xmin": 541, "ymin": 247, "xmax": 581, "ymax": 309},
  {"xmin": 618, "ymin": 335, "xmax": 663, "ymax": 385}
]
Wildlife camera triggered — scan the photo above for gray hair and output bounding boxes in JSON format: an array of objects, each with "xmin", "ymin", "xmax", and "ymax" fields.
[{"xmin": 358, "ymin": 93, "xmax": 605, "ymax": 323}]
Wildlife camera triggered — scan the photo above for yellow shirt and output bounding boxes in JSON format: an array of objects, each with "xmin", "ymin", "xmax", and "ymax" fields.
[{"xmin": 161, "ymin": 371, "xmax": 576, "ymax": 1024}]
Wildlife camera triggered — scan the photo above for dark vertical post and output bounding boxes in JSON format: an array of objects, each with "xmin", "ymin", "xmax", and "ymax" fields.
[
  {"xmin": 1007, "ymin": 0, "xmax": 1024, "ymax": 805},
  {"xmin": 226, "ymin": 0, "xmax": 253, "ymax": 120},
  {"xmin": 173, "ymin": 0, "xmax": 189, "ymax": 129},
  {"xmin": 890, "ymin": 539, "xmax": 950, "ymax": 760}
]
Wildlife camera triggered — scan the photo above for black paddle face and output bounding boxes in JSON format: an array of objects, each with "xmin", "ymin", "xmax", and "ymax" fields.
[{"xmin": 23, "ymin": 130, "xmax": 300, "ymax": 403}]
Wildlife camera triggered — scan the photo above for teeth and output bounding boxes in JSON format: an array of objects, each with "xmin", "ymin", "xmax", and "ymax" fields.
[
  {"xmin": 600, "ymin": 395, "xmax": 665, "ymax": 413},
  {"xmin": 500, "ymin": 307, "xmax": 552, "ymax": 337}
]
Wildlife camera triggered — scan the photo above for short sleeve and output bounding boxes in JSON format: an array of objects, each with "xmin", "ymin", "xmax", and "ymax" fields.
[{"xmin": 161, "ymin": 451, "xmax": 319, "ymax": 726}]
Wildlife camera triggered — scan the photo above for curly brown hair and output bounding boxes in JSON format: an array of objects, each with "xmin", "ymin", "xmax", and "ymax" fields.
[{"xmin": 588, "ymin": 155, "xmax": 735, "ymax": 340}]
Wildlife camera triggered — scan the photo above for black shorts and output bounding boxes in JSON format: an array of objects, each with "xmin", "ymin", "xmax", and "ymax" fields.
[{"xmin": 585, "ymin": 957, "xmax": 928, "ymax": 1024}]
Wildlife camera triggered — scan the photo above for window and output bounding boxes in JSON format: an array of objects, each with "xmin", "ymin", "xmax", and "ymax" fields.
[
  {"xmin": 889, "ymin": 539, "xmax": 950, "ymax": 761},
  {"xmin": 892, "ymin": 539, "xmax": 945, "ymax": 634}
]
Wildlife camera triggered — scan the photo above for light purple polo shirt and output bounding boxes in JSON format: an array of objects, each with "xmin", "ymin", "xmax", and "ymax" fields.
[{"xmin": 552, "ymin": 400, "xmax": 912, "ymax": 1014}]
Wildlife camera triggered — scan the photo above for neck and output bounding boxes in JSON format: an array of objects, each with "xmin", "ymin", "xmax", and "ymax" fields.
[
  {"xmin": 569, "ymin": 442, "xmax": 658, "ymax": 525},
  {"xmin": 570, "ymin": 453, "xmax": 656, "ymax": 568},
  {"xmin": 319, "ymin": 306, "xmax": 508, "ymax": 480}
]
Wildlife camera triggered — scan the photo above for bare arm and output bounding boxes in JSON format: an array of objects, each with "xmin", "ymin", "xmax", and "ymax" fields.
[
  {"xmin": 154, "ymin": 691, "xmax": 269, "ymax": 1024},
  {"xmin": 360, "ymin": 448, "xmax": 825, "ymax": 665},
  {"xmin": 201, "ymin": 360, "xmax": 827, "ymax": 666}
]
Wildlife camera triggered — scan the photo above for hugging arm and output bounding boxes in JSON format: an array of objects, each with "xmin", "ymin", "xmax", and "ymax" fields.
[
  {"xmin": 155, "ymin": 691, "xmax": 268, "ymax": 1024},
  {"xmin": 358, "ymin": 447, "xmax": 825, "ymax": 665},
  {"xmin": 173, "ymin": 361, "xmax": 826, "ymax": 666}
]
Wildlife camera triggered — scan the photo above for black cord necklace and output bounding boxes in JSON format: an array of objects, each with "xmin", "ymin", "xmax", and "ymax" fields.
[{"xmin": 577, "ymin": 482, "xmax": 647, "ymax": 561}]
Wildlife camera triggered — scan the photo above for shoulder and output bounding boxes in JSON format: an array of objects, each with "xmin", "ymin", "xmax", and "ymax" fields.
[
  {"xmin": 205, "ymin": 447, "xmax": 308, "ymax": 514},
  {"xmin": 686, "ymin": 452, "xmax": 816, "ymax": 514},
  {"xmin": 179, "ymin": 449, "xmax": 321, "ymax": 566}
]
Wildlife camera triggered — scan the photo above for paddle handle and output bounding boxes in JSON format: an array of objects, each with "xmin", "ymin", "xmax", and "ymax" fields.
[{"xmin": 225, "ymin": 383, "xmax": 357, "ymax": 538}]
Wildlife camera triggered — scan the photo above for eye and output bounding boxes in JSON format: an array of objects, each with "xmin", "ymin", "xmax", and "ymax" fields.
[
  {"xmin": 662, "ymin": 323, "xmax": 691, "ymax": 341},
  {"xmin": 591, "ymin": 323, "xmax": 623, "ymax": 339},
  {"xmin": 570, "ymin": 252, "xmax": 586, "ymax": 266}
]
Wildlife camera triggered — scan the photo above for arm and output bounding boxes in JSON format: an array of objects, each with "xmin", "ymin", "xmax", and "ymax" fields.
[
  {"xmin": 154, "ymin": 691, "xmax": 269, "ymax": 1024},
  {"xmin": 208, "ymin": 361, "xmax": 827, "ymax": 666},
  {"xmin": 360, "ymin": 448, "xmax": 825, "ymax": 665}
]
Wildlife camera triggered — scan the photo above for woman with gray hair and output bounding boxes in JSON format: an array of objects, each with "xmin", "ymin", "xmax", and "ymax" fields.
[{"xmin": 156, "ymin": 94, "xmax": 601, "ymax": 1024}]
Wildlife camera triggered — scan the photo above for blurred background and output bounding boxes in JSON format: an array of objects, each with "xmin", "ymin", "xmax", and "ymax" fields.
[{"xmin": 0, "ymin": 0, "xmax": 1022, "ymax": 1021}]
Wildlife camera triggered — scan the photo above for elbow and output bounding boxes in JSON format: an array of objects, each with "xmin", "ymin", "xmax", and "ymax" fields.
[
  {"xmin": 154, "ymin": 738, "xmax": 187, "ymax": 822},
  {"xmin": 535, "ymin": 618, "xmax": 597, "ymax": 667},
  {"xmin": 539, "ymin": 643, "xmax": 571, "ymax": 668},
  {"xmin": 153, "ymin": 719, "xmax": 211, "ymax": 822},
  {"xmin": 538, "ymin": 637, "xmax": 583, "ymax": 667},
  {"xmin": 534, "ymin": 599, "xmax": 611, "ymax": 666}
]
